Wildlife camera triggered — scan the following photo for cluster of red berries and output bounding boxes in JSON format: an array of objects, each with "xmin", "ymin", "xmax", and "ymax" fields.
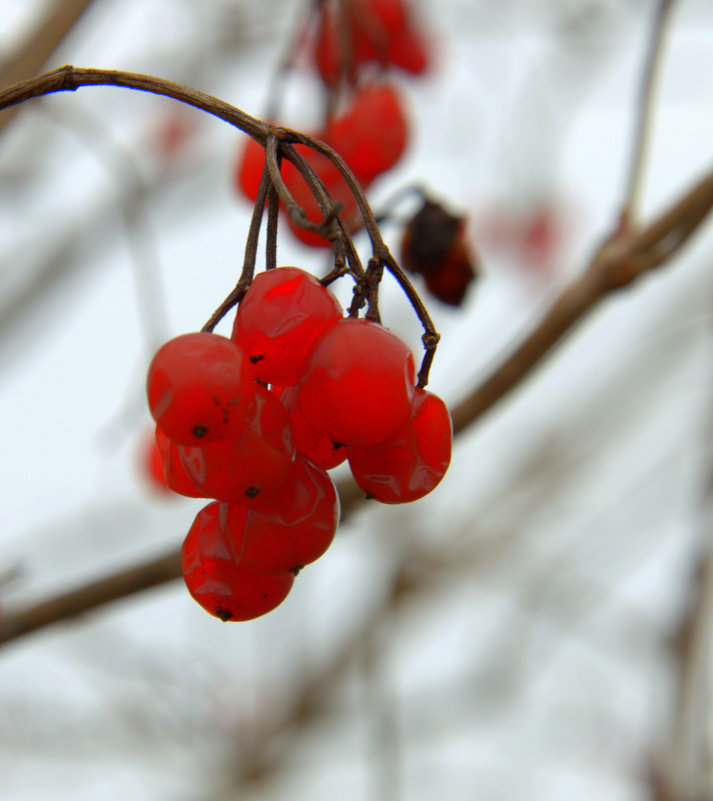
[
  {"xmin": 147, "ymin": 266, "xmax": 451, "ymax": 621},
  {"xmin": 236, "ymin": 83, "xmax": 408, "ymax": 247},
  {"xmin": 312, "ymin": 0, "xmax": 431, "ymax": 87},
  {"xmin": 233, "ymin": 0, "xmax": 433, "ymax": 248}
]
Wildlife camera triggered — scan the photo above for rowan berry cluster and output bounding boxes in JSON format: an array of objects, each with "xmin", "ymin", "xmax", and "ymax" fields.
[{"xmin": 147, "ymin": 267, "xmax": 451, "ymax": 622}]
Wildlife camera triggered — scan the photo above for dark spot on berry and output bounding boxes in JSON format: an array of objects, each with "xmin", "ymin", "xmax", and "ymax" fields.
[
  {"xmin": 193, "ymin": 425, "xmax": 209, "ymax": 438},
  {"xmin": 245, "ymin": 486, "xmax": 260, "ymax": 499},
  {"xmin": 250, "ymin": 355, "xmax": 264, "ymax": 364},
  {"xmin": 263, "ymin": 593, "xmax": 268, "ymax": 599},
  {"xmin": 215, "ymin": 607, "xmax": 233, "ymax": 621},
  {"xmin": 364, "ymin": 491, "xmax": 375, "ymax": 500},
  {"xmin": 290, "ymin": 565, "xmax": 303, "ymax": 576},
  {"xmin": 332, "ymin": 441, "xmax": 345, "ymax": 450},
  {"xmin": 212, "ymin": 394, "xmax": 222, "ymax": 406}
]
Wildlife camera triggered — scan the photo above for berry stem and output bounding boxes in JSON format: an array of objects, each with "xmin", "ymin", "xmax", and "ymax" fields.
[
  {"xmin": 0, "ymin": 65, "xmax": 440, "ymax": 375},
  {"xmin": 201, "ymin": 164, "xmax": 271, "ymax": 332}
]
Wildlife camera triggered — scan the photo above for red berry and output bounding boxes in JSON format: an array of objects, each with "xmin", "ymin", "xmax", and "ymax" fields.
[
  {"xmin": 297, "ymin": 318, "xmax": 416, "ymax": 448},
  {"xmin": 182, "ymin": 502, "xmax": 294, "ymax": 621},
  {"xmin": 232, "ymin": 267, "xmax": 343, "ymax": 385},
  {"xmin": 235, "ymin": 136, "xmax": 265, "ymax": 203},
  {"xmin": 222, "ymin": 456, "xmax": 340, "ymax": 574},
  {"xmin": 147, "ymin": 333, "xmax": 256, "ymax": 446},
  {"xmin": 325, "ymin": 83, "xmax": 409, "ymax": 185},
  {"xmin": 313, "ymin": 1, "xmax": 376, "ymax": 87},
  {"xmin": 276, "ymin": 386, "xmax": 347, "ymax": 470},
  {"xmin": 387, "ymin": 26, "xmax": 430, "ymax": 74},
  {"xmin": 179, "ymin": 385, "xmax": 295, "ymax": 504},
  {"xmin": 154, "ymin": 425, "xmax": 204, "ymax": 498},
  {"xmin": 348, "ymin": 388, "xmax": 451, "ymax": 503}
]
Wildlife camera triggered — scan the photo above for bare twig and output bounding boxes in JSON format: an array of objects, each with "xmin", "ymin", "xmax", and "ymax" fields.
[{"xmin": 620, "ymin": 0, "xmax": 677, "ymax": 228}]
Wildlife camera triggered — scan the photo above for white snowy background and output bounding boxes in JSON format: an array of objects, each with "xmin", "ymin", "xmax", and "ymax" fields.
[{"xmin": 1, "ymin": 0, "xmax": 713, "ymax": 799}]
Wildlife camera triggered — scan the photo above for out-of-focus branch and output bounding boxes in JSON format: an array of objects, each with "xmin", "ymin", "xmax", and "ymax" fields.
[
  {"xmin": 449, "ymin": 161, "xmax": 713, "ymax": 434},
  {"xmin": 0, "ymin": 0, "xmax": 98, "ymax": 132},
  {"xmin": 620, "ymin": 0, "xmax": 676, "ymax": 228}
]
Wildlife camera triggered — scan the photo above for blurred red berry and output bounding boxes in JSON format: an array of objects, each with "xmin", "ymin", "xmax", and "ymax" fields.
[
  {"xmin": 401, "ymin": 198, "xmax": 478, "ymax": 306},
  {"xmin": 235, "ymin": 135, "xmax": 265, "ymax": 203},
  {"xmin": 325, "ymin": 82, "xmax": 409, "ymax": 185}
]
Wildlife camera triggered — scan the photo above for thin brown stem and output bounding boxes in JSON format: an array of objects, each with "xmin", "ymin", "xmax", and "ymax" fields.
[
  {"xmin": 0, "ymin": 66, "xmax": 437, "ymax": 371},
  {"xmin": 202, "ymin": 166, "xmax": 271, "ymax": 332}
]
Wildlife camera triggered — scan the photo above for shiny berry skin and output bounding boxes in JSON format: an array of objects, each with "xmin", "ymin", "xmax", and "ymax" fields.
[
  {"xmin": 179, "ymin": 385, "xmax": 295, "ymax": 504},
  {"xmin": 297, "ymin": 318, "xmax": 416, "ymax": 448},
  {"xmin": 221, "ymin": 456, "xmax": 340, "ymax": 574},
  {"xmin": 348, "ymin": 388, "xmax": 451, "ymax": 503},
  {"xmin": 154, "ymin": 425, "xmax": 204, "ymax": 498},
  {"xmin": 147, "ymin": 333, "xmax": 256, "ymax": 446},
  {"xmin": 276, "ymin": 386, "xmax": 347, "ymax": 470},
  {"xmin": 182, "ymin": 502, "xmax": 294, "ymax": 621},
  {"xmin": 232, "ymin": 267, "xmax": 343, "ymax": 385}
]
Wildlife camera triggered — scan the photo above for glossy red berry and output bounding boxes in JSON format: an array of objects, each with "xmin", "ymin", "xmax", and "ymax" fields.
[
  {"xmin": 222, "ymin": 456, "xmax": 340, "ymax": 574},
  {"xmin": 147, "ymin": 332, "xmax": 256, "ymax": 446},
  {"xmin": 276, "ymin": 386, "xmax": 347, "ymax": 470},
  {"xmin": 232, "ymin": 267, "xmax": 343, "ymax": 385},
  {"xmin": 154, "ymin": 425, "xmax": 204, "ymax": 498},
  {"xmin": 179, "ymin": 385, "xmax": 295, "ymax": 504},
  {"xmin": 297, "ymin": 318, "xmax": 416, "ymax": 448},
  {"xmin": 348, "ymin": 388, "xmax": 451, "ymax": 503},
  {"xmin": 182, "ymin": 502, "xmax": 294, "ymax": 621}
]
